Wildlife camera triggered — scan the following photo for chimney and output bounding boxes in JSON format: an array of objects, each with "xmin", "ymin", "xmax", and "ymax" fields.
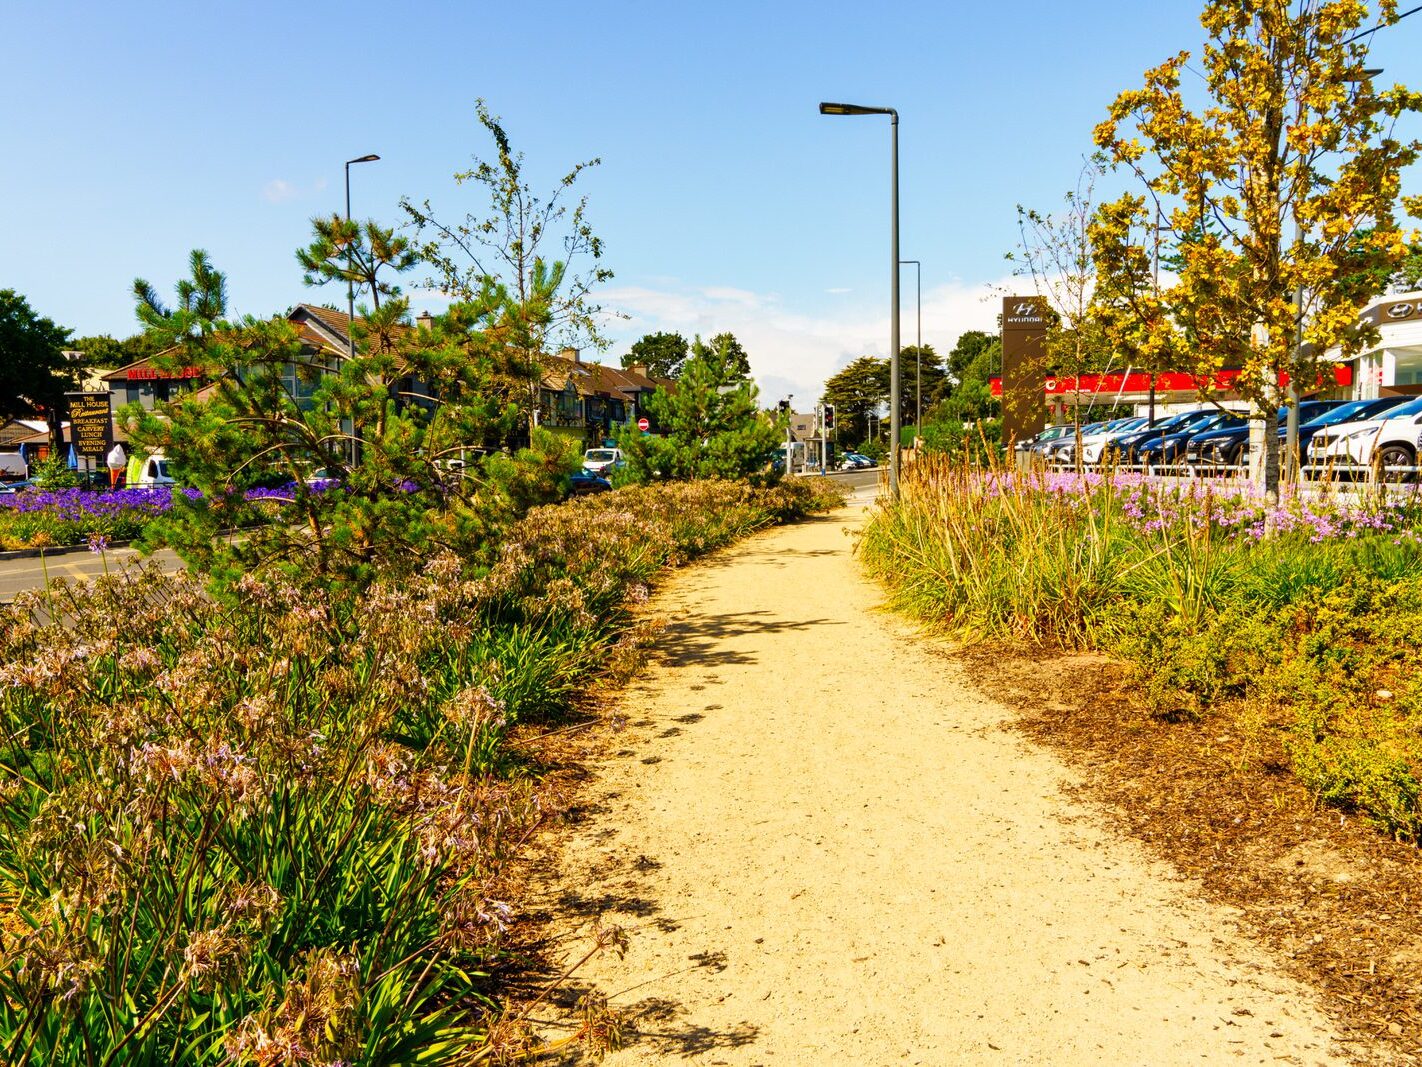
[
  {"xmin": 559, "ymin": 346, "xmax": 581, "ymax": 363},
  {"xmin": 415, "ymin": 311, "xmax": 434, "ymax": 332},
  {"xmin": 631, "ymin": 363, "xmax": 649, "ymax": 377}
]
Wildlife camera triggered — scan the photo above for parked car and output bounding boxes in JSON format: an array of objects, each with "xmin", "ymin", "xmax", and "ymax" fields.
[
  {"xmin": 838, "ymin": 452, "xmax": 875, "ymax": 470},
  {"xmin": 1284, "ymin": 396, "xmax": 1412, "ymax": 460},
  {"xmin": 1013, "ymin": 424, "xmax": 1072, "ymax": 458},
  {"xmin": 1038, "ymin": 421, "xmax": 1109, "ymax": 466},
  {"xmin": 1185, "ymin": 401, "xmax": 1341, "ymax": 471},
  {"xmin": 582, "ymin": 447, "xmax": 622, "ymax": 475},
  {"xmin": 1135, "ymin": 411, "xmax": 1239, "ymax": 470},
  {"xmin": 1103, "ymin": 408, "xmax": 1224, "ymax": 464},
  {"xmin": 132, "ymin": 453, "xmax": 176, "ymax": 487},
  {"xmin": 1064, "ymin": 417, "xmax": 1149, "ymax": 467},
  {"xmin": 1306, "ymin": 396, "xmax": 1422, "ymax": 477},
  {"xmin": 567, "ymin": 468, "xmax": 613, "ymax": 496},
  {"xmin": 0, "ymin": 479, "xmax": 35, "ymax": 495}
]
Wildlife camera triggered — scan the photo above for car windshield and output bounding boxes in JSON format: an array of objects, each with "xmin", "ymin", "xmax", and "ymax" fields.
[
  {"xmin": 585, "ymin": 450, "xmax": 618, "ymax": 462},
  {"xmin": 1377, "ymin": 396, "xmax": 1422, "ymax": 420},
  {"xmin": 1301, "ymin": 398, "xmax": 1404, "ymax": 428},
  {"xmin": 1110, "ymin": 418, "xmax": 1146, "ymax": 432},
  {"xmin": 153, "ymin": 460, "xmax": 170, "ymax": 479}
]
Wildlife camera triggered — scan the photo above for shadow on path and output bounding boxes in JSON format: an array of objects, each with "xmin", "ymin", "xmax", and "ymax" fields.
[{"xmin": 651, "ymin": 610, "xmax": 846, "ymax": 669}]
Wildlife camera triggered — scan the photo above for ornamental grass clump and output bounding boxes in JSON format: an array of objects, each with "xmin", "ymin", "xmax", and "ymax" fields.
[
  {"xmin": 864, "ymin": 453, "xmax": 1422, "ymax": 839},
  {"xmin": 0, "ymin": 478, "xmax": 838, "ymax": 1064}
]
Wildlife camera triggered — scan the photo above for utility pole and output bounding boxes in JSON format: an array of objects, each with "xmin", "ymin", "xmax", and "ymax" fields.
[{"xmin": 784, "ymin": 396, "xmax": 794, "ymax": 476}]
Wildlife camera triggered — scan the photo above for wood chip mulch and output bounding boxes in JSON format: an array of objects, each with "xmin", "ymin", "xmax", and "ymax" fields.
[{"xmin": 956, "ymin": 643, "xmax": 1422, "ymax": 1065}]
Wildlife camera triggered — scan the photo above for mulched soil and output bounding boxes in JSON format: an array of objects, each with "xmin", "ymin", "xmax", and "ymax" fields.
[{"xmin": 957, "ymin": 643, "xmax": 1422, "ymax": 1065}]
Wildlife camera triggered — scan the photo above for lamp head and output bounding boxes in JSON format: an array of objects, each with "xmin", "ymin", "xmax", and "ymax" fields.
[
  {"xmin": 819, "ymin": 101, "xmax": 892, "ymax": 117},
  {"xmin": 347, "ymin": 154, "xmax": 381, "ymax": 164}
]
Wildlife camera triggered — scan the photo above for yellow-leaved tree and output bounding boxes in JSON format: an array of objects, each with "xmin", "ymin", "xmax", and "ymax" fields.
[{"xmin": 1092, "ymin": 0, "xmax": 1422, "ymax": 500}]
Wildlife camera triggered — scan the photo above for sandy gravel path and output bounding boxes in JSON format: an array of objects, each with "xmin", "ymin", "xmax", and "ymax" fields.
[{"xmin": 542, "ymin": 500, "xmax": 1365, "ymax": 1065}]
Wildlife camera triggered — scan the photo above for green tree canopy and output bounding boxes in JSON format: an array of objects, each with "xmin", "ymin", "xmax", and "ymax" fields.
[
  {"xmin": 895, "ymin": 344, "xmax": 949, "ymax": 425},
  {"xmin": 821, "ymin": 355, "xmax": 887, "ymax": 445},
  {"xmin": 620, "ymin": 331, "xmax": 689, "ymax": 378},
  {"xmin": 0, "ymin": 289, "xmax": 74, "ymax": 447},
  {"xmin": 612, "ymin": 335, "xmax": 780, "ymax": 484},
  {"xmin": 707, "ymin": 332, "xmax": 751, "ymax": 380}
]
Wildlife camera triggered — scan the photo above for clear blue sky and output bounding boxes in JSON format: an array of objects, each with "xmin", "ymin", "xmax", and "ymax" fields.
[{"xmin": 3, "ymin": 1, "xmax": 1419, "ymax": 404}]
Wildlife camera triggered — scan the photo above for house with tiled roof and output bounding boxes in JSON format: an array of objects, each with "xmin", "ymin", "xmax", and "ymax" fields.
[
  {"xmin": 88, "ymin": 305, "xmax": 672, "ymax": 452},
  {"xmin": 536, "ymin": 348, "xmax": 672, "ymax": 447}
]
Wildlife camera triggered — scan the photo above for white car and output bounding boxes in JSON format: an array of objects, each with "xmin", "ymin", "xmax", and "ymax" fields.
[
  {"xmin": 1064, "ymin": 417, "xmax": 1149, "ymax": 466},
  {"xmin": 1307, "ymin": 397, "xmax": 1422, "ymax": 474},
  {"xmin": 582, "ymin": 447, "xmax": 623, "ymax": 475}
]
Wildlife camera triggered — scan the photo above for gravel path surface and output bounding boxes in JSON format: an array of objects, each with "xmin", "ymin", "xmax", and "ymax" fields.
[{"xmin": 541, "ymin": 500, "xmax": 1367, "ymax": 1065}]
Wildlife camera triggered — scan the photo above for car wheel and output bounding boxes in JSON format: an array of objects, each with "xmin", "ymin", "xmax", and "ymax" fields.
[{"xmin": 1377, "ymin": 443, "xmax": 1416, "ymax": 483}]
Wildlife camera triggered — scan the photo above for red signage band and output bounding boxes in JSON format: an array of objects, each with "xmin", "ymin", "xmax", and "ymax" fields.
[
  {"xmin": 127, "ymin": 366, "xmax": 203, "ymax": 380},
  {"xmin": 988, "ymin": 366, "xmax": 1354, "ymax": 397}
]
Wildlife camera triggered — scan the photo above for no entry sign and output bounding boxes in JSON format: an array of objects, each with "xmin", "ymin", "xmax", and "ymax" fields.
[{"xmin": 637, "ymin": 416, "xmax": 650, "ymax": 432}]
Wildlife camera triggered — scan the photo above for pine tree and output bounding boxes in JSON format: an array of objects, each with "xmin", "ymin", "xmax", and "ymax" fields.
[{"xmin": 613, "ymin": 335, "xmax": 780, "ymax": 484}]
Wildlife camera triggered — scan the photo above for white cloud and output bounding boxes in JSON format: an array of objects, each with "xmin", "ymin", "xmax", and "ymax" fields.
[
  {"xmin": 601, "ymin": 276, "xmax": 1014, "ymax": 406},
  {"xmin": 825, "ymin": 287, "xmax": 852, "ymax": 295},
  {"xmin": 262, "ymin": 179, "xmax": 299, "ymax": 204}
]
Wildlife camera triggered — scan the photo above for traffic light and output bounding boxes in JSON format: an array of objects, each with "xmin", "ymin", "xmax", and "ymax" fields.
[
  {"xmin": 777, "ymin": 398, "xmax": 790, "ymax": 414},
  {"xmin": 823, "ymin": 404, "xmax": 835, "ymax": 431}
]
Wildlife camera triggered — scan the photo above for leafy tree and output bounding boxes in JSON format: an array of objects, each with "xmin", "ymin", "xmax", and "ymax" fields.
[
  {"xmin": 821, "ymin": 355, "xmax": 887, "ymax": 444},
  {"xmin": 945, "ymin": 330, "xmax": 997, "ymax": 386},
  {"xmin": 402, "ymin": 100, "xmax": 613, "ymax": 428},
  {"xmin": 894, "ymin": 344, "xmax": 949, "ymax": 426},
  {"xmin": 1093, "ymin": 0, "xmax": 1422, "ymax": 499},
  {"xmin": 0, "ymin": 289, "xmax": 74, "ymax": 449},
  {"xmin": 707, "ymin": 332, "xmax": 751, "ymax": 380},
  {"xmin": 612, "ymin": 335, "xmax": 780, "ymax": 484},
  {"xmin": 621, "ymin": 331, "xmax": 688, "ymax": 378},
  {"xmin": 71, "ymin": 331, "xmax": 162, "ymax": 370},
  {"xmin": 133, "ymin": 249, "xmax": 228, "ymax": 349}
]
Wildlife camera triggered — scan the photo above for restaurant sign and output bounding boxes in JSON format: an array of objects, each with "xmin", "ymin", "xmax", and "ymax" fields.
[{"xmin": 65, "ymin": 392, "xmax": 113, "ymax": 458}]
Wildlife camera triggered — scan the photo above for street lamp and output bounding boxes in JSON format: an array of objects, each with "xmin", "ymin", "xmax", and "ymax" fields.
[
  {"xmin": 820, "ymin": 101, "xmax": 901, "ymax": 499},
  {"xmin": 344, "ymin": 154, "xmax": 381, "ymax": 356},
  {"xmin": 900, "ymin": 259, "xmax": 921, "ymax": 436}
]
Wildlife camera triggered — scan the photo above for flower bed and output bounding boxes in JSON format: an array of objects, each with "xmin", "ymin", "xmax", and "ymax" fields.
[
  {"xmin": 0, "ymin": 477, "xmax": 842, "ymax": 1064},
  {"xmin": 861, "ymin": 455, "xmax": 1422, "ymax": 838},
  {"xmin": 0, "ymin": 483, "xmax": 339, "ymax": 550}
]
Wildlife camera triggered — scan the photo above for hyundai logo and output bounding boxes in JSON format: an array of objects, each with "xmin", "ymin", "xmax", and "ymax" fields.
[
  {"xmin": 1012, "ymin": 302, "xmax": 1037, "ymax": 316},
  {"xmin": 1387, "ymin": 302, "xmax": 1415, "ymax": 319}
]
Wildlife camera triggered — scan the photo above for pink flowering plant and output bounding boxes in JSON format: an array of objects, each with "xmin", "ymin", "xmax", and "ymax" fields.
[{"xmin": 0, "ymin": 477, "xmax": 841, "ymax": 1064}]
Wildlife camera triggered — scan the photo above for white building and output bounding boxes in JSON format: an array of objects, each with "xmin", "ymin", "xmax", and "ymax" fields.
[{"xmin": 1332, "ymin": 290, "xmax": 1422, "ymax": 400}]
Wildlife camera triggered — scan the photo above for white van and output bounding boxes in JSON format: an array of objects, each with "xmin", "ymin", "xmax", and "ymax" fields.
[
  {"xmin": 582, "ymin": 447, "xmax": 623, "ymax": 475},
  {"xmin": 0, "ymin": 453, "xmax": 27, "ymax": 480},
  {"xmin": 132, "ymin": 453, "xmax": 176, "ymax": 487}
]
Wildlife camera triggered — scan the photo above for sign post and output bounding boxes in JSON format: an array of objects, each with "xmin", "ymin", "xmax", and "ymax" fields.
[
  {"xmin": 1000, "ymin": 297, "xmax": 1051, "ymax": 453},
  {"xmin": 65, "ymin": 392, "xmax": 113, "ymax": 480}
]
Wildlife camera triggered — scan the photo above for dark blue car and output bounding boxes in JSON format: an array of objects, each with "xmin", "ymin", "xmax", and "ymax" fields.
[
  {"xmin": 1105, "ymin": 408, "xmax": 1227, "ymax": 464},
  {"xmin": 1185, "ymin": 400, "xmax": 1342, "ymax": 469},
  {"xmin": 1135, "ymin": 411, "xmax": 1241, "ymax": 468}
]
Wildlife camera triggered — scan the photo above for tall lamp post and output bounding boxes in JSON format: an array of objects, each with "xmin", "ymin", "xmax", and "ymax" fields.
[
  {"xmin": 344, "ymin": 154, "xmax": 381, "ymax": 356},
  {"xmin": 900, "ymin": 259, "xmax": 921, "ymax": 437},
  {"xmin": 820, "ymin": 101, "xmax": 900, "ymax": 499}
]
